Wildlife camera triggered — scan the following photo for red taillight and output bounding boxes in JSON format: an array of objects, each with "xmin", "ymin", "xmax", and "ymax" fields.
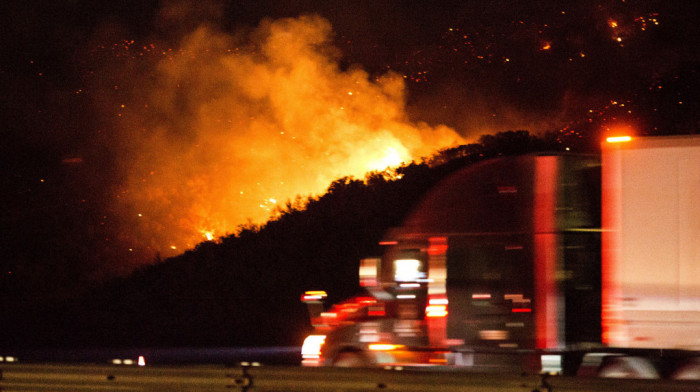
[
  {"xmin": 427, "ymin": 237, "xmax": 448, "ymax": 256},
  {"xmin": 425, "ymin": 298, "xmax": 448, "ymax": 318},
  {"xmin": 368, "ymin": 305, "xmax": 385, "ymax": 316},
  {"xmin": 505, "ymin": 294, "xmax": 532, "ymax": 313},
  {"xmin": 368, "ymin": 343, "xmax": 404, "ymax": 351}
]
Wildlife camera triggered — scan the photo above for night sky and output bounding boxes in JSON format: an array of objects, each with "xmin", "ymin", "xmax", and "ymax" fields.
[{"xmin": 1, "ymin": 0, "xmax": 698, "ymax": 293}]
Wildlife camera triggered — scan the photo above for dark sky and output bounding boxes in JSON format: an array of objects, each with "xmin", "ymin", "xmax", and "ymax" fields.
[
  {"xmin": 1, "ymin": 0, "xmax": 698, "ymax": 291},
  {"xmin": 3, "ymin": 1, "xmax": 698, "ymax": 132}
]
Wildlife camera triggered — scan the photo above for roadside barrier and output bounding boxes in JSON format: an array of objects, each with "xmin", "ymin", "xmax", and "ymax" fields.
[{"xmin": 1, "ymin": 362, "xmax": 698, "ymax": 391}]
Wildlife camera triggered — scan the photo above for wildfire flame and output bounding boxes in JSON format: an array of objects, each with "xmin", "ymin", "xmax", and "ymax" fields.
[{"xmin": 100, "ymin": 14, "xmax": 463, "ymax": 261}]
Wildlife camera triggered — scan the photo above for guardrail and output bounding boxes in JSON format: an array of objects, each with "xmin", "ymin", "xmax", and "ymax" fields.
[{"xmin": 1, "ymin": 362, "xmax": 699, "ymax": 391}]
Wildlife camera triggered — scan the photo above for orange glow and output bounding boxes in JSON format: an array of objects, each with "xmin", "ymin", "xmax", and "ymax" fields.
[
  {"xmin": 368, "ymin": 147, "xmax": 404, "ymax": 171},
  {"xmin": 603, "ymin": 123, "xmax": 636, "ymax": 144},
  {"xmin": 368, "ymin": 343, "xmax": 404, "ymax": 351},
  {"xmin": 541, "ymin": 43, "xmax": 552, "ymax": 51},
  {"xmin": 105, "ymin": 15, "xmax": 464, "ymax": 263},
  {"xmin": 606, "ymin": 136, "xmax": 632, "ymax": 143}
]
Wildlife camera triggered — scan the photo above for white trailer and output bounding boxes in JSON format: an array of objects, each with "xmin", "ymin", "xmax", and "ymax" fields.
[
  {"xmin": 302, "ymin": 135, "xmax": 700, "ymax": 379},
  {"xmin": 602, "ymin": 135, "xmax": 700, "ymax": 350}
]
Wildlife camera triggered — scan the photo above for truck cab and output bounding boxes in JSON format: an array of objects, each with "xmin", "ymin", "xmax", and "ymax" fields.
[{"xmin": 302, "ymin": 153, "xmax": 602, "ymax": 371}]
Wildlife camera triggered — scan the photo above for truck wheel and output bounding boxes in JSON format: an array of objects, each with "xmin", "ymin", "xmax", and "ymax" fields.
[
  {"xmin": 333, "ymin": 352, "xmax": 369, "ymax": 367},
  {"xmin": 671, "ymin": 357, "xmax": 700, "ymax": 380},
  {"xmin": 597, "ymin": 356, "xmax": 659, "ymax": 379}
]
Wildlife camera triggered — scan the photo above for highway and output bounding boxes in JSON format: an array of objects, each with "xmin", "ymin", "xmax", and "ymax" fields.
[{"xmin": 2, "ymin": 362, "xmax": 700, "ymax": 391}]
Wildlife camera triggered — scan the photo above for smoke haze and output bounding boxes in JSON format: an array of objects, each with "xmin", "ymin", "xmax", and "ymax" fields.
[
  {"xmin": 5, "ymin": 0, "xmax": 696, "ymax": 279},
  {"xmin": 92, "ymin": 12, "xmax": 462, "ymax": 261}
]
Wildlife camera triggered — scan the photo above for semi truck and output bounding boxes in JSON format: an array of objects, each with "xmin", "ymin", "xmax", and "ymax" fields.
[{"xmin": 300, "ymin": 135, "xmax": 700, "ymax": 378}]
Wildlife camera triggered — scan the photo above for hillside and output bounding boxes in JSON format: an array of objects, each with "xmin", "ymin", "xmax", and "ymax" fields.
[{"xmin": 3, "ymin": 131, "xmax": 565, "ymax": 348}]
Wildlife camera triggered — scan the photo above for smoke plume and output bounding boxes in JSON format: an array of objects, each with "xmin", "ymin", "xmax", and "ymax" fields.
[{"xmin": 94, "ymin": 13, "xmax": 462, "ymax": 262}]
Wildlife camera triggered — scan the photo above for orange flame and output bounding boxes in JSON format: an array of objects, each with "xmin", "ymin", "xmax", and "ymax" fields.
[{"xmin": 106, "ymin": 15, "xmax": 463, "ymax": 261}]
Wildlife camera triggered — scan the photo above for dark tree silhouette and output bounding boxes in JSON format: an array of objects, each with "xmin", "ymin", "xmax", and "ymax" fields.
[{"xmin": 0, "ymin": 131, "xmax": 591, "ymax": 348}]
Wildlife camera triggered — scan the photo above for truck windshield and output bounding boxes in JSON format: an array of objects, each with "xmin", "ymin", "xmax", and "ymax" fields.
[{"xmin": 392, "ymin": 249, "xmax": 426, "ymax": 282}]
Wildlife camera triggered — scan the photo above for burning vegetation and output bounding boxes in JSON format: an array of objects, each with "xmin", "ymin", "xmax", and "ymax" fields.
[
  {"xmin": 1, "ymin": 0, "xmax": 698, "ymax": 348},
  {"xmin": 2, "ymin": 0, "xmax": 697, "ymax": 284},
  {"xmin": 88, "ymin": 14, "xmax": 462, "ymax": 264}
]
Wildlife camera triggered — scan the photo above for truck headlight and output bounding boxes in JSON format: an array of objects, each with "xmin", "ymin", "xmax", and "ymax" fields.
[{"xmin": 301, "ymin": 335, "xmax": 326, "ymax": 366}]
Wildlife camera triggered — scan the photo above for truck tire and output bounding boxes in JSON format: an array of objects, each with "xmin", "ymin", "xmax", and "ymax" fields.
[
  {"xmin": 597, "ymin": 356, "xmax": 659, "ymax": 379},
  {"xmin": 333, "ymin": 352, "xmax": 369, "ymax": 367},
  {"xmin": 671, "ymin": 357, "xmax": 700, "ymax": 380}
]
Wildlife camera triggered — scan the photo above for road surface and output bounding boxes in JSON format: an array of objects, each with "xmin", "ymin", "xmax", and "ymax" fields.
[{"xmin": 1, "ymin": 362, "xmax": 700, "ymax": 391}]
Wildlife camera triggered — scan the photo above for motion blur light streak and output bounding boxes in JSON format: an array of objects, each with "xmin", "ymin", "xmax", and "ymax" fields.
[
  {"xmin": 425, "ymin": 305, "xmax": 448, "ymax": 318},
  {"xmin": 301, "ymin": 334, "xmax": 326, "ymax": 363},
  {"xmin": 368, "ymin": 344, "xmax": 404, "ymax": 351},
  {"xmin": 606, "ymin": 136, "xmax": 632, "ymax": 143},
  {"xmin": 394, "ymin": 259, "xmax": 424, "ymax": 282},
  {"xmin": 301, "ymin": 291, "xmax": 328, "ymax": 301}
]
